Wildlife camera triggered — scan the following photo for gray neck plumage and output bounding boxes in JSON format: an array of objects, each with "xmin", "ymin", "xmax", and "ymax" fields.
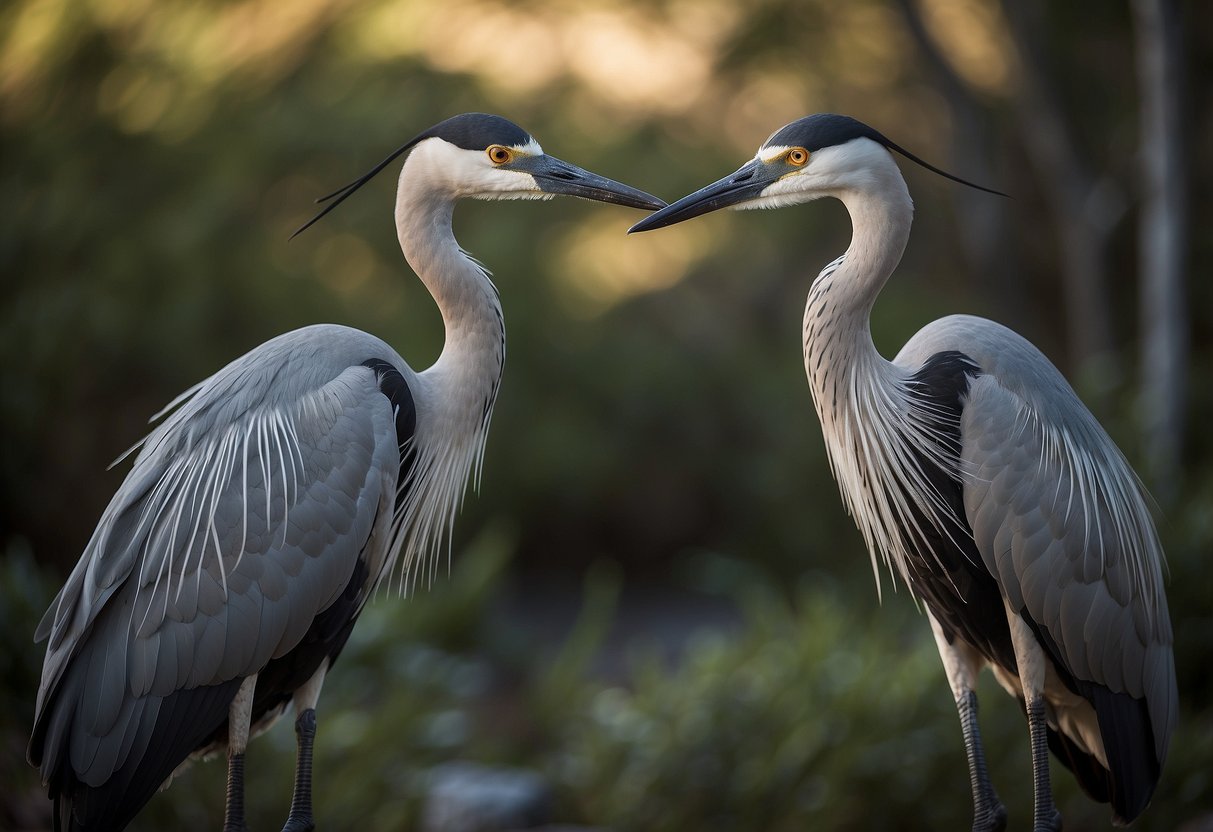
[
  {"xmin": 802, "ymin": 173, "xmax": 914, "ymax": 409},
  {"xmin": 394, "ymin": 155, "xmax": 505, "ymax": 428}
]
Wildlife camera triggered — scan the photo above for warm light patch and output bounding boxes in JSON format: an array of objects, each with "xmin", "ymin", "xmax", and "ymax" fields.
[
  {"xmin": 551, "ymin": 218, "xmax": 717, "ymax": 317},
  {"xmin": 918, "ymin": 0, "xmax": 1012, "ymax": 93},
  {"xmin": 820, "ymin": 4, "xmax": 906, "ymax": 90},
  {"xmin": 0, "ymin": 0, "xmax": 73, "ymax": 113},
  {"xmin": 312, "ymin": 232, "xmax": 382, "ymax": 296},
  {"xmin": 349, "ymin": 0, "xmax": 738, "ymax": 117}
]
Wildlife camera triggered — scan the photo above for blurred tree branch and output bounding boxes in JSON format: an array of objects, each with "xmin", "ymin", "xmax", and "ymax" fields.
[
  {"xmin": 1132, "ymin": 0, "xmax": 1188, "ymax": 503},
  {"xmin": 894, "ymin": 0, "xmax": 1026, "ymax": 327}
]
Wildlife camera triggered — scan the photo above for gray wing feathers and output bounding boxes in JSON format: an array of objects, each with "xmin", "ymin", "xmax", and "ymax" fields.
[
  {"xmin": 33, "ymin": 358, "xmax": 401, "ymax": 788},
  {"xmin": 961, "ymin": 374, "xmax": 1176, "ymax": 761}
]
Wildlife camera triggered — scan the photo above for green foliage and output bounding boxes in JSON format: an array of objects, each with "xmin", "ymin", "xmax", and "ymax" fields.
[
  {"xmin": 0, "ymin": 542, "xmax": 56, "ymax": 829},
  {"xmin": 6, "ymin": 535, "xmax": 1213, "ymax": 830}
]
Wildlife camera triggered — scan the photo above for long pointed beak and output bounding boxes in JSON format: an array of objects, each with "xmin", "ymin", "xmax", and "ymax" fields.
[
  {"xmin": 522, "ymin": 155, "xmax": 666, "ymax": 211},
  {"xmin": 628, "ymin": 159, "xmax": 771, "ymax": 233}
]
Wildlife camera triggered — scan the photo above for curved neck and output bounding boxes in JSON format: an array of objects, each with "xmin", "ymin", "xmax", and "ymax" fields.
[
  {"xmin": 803, "ymin": 172, "xmax": 914, "ymax": 388},
  {"xmin": 394, "ymin": 147, "xmax": 505, "ymax": 399}
]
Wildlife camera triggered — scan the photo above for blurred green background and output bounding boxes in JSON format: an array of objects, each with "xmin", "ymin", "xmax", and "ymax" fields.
[{"xmin": 2, "ymin": 0, "xmax": 1210, "ymax": 829}]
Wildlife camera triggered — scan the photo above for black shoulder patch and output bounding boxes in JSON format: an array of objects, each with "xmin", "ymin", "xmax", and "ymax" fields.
[
  {"xmin": 764, "ymin": 113, "xmax": 889, "ymax": 153},
  {"xmin": 895, "ymin": 351, "xmax": 1018, "ymax": 673},
  {"xmin": 362, "ymin": 359, "xmax": 419, "ymax": 509},
  {"xmin": 422, "ymin": 113, "xmax": 532, "ymax": 151},
  {"xmin": 909, "ymin": 350, "xmax": 981, "ymax": 417}
]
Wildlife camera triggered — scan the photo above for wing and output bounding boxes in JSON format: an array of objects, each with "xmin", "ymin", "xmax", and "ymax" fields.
[
  {"xmin": 960, "ymin": 372, "xmax": 1177, "ymax": 784},
  {"xmin": 29, "ymin": 352, "xmax": 408, "ymax": 818}
]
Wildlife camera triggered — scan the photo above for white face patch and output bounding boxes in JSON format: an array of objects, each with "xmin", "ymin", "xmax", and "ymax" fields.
[
  {"xmin": 758, "ymin": 144, "xmax": 793, "ymax": 164},
  {"xmin": 468, "ymin": 137, "xmax": 548, "ymax": 200},
  {"xmin": 513, "ymin": 138, "xmax": 543, "ymax": 156},
  {"xmin": 726, "ymin": 145, "xmax": 813, "ymax": 210}
]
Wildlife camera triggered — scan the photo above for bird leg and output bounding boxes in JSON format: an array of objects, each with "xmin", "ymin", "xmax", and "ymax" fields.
[
  {"xmin": 1026, "ymin": 694, "xmax": 1062, "ymax": 832},
  {"xmin": 928, "ymin": 614, "xmax": 1007, "ymax": 832},
  {"xmin": 1005, "ymin": 603, "xmax": 1062, "ymax": 832},
  {"xmin": 224, "ymin": 753, "xmax": 249, "ymax": 832},
  {"xmin": 224, "ymin": 675, "xmax": 259, "ymax": 832},
  {"xmin": 282, "ymin": 709, "xmax": 318, "ymax": 832},
  {"xmin": 281, "ymin": 663, "xmax": 328, "ymax": 832},
  {"xmin": 958, "ymin": 691, "xmax": 1007, "ymax": 831}
]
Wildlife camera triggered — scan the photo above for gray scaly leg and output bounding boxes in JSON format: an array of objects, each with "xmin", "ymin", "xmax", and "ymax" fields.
[
  {"xmin": 281, "ymin": 708, "xmax": 318, "ymax": 832},
  {"xmin": 223, "ymin": 752, "xmax": 250, "ymax": 832},
  {"xmin": 224, "ymin": 675, "xmax": 258, "ymax": 832},
  {"xmin": 958, "ymin": 691, "xmax": 1007, "ymax": 832},
  {"xmin": 1027, "ymin": 695, "xmax": 1062, "ymax": 832},
  {"xmin": 927, "ymin": 615, "xmax": 1006, "ymax": 832}
]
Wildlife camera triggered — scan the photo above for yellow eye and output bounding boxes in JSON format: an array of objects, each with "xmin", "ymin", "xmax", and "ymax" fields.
[
  {"xmin": 787, "ymin": 147, "xmax": 809, "ymax": 166},
  {"xmin": 487, "ymin": 145, "xmax": 513, "ymax": 164}
]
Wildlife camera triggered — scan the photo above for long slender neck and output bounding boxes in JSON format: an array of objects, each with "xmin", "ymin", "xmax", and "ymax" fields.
[
  {"xmin": 803, "ymin": 171, "xmax": 913, "ymax": 404},
  {"xmin": 394, "ymin": 149, "xmax": 505, "ymax": 413}
]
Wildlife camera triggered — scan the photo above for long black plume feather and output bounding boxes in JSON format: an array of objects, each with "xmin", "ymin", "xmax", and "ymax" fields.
[
  {"xmin": 881, "ymin": 137, "xmax": 1008, "ymax": 198},
  {"xmin": 290, "ymin": 132, "xmax": 429, "ymax": 240}
]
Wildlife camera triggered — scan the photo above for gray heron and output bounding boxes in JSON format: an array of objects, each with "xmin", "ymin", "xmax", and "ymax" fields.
[
  {"xmin": 28, "ymin": 112, "xmax": 664, "ymax": 832},
  {"xmin": 630, "ymin": 114, "xmax": 1176, "ymax": 830}
]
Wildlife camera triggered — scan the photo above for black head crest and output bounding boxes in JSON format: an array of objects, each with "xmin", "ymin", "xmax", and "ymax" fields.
[
  {"xmin": 764, "ymin": 113, "xmax": 1007, "ymax": 198},
  {"xmin": 290, "ymin": 113, "xmax": 534, "ymax": 239},
  {"xmin": 424, "ymin": 113, "xmax": 532, "ymax": 151}
]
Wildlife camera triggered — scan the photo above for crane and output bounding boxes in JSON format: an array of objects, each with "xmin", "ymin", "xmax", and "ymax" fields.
[
  {"xmin": 28, "ymin": 112, "xmax": 665, "ymax": 832},
  {"xmin": 630, "ymin": 113, "xmax": 1176, "ymax": 831}
]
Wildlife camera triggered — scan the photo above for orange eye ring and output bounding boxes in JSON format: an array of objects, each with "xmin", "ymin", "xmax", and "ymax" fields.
[
  {"xmin": 787, "ymin": 147, "xmax": 809, "ymax": 166},
  {"xmin": 487, "ymin": 145, "xmax": 513, "ymax": 164}
]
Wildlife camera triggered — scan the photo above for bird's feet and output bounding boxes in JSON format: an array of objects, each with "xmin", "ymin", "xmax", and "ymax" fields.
[
  {"xmin": 972, "ymin": 799, "xmax": 1007, "ymax": 832},
  {"xmin": 972, "ymin": 800, "xmax": 1007, "ymax": 832},
  {"xmin": 281, "ymin": 814, "xmax": 315, "ymax": 832},
  {"xmin": 1032, "ymin": 807, "xmax": 1062, "ymax": 832}
]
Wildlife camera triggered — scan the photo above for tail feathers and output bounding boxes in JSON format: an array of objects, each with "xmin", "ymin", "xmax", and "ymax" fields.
[
  {"xmin": 1048, "ymin": 683, "xmax": 1161, "ymax": 825},
  {"xmin": 46, "ymin": 678, "xmax": 242, "ymax": 831}
]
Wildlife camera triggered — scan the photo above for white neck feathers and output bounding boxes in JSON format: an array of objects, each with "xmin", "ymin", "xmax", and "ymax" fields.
[
  {"xmin": 802, "ymin": 166, "xmax": 966, "ymax": 598},
  {"xmin": 383, "ymin": 141, "xmax": 507, "ymax": 594}
]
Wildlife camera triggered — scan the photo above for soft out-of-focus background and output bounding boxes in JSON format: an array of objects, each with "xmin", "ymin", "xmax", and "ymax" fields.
[{"xmin": 2, "ymin": 0, "xmax": 1210, "ymax": 829}]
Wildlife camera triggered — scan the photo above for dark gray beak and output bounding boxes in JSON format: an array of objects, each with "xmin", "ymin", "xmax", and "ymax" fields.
[
  {"xmin": 518, "ymin": 155, "xmax": 666, "ymax": 211},
  {"xmin": 628, "ymin": 159, "xmax": 774, "ymax": 233}
]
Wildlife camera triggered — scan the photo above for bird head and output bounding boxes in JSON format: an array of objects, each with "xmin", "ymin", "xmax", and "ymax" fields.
[
  {"xmin": 294, "ymin": 113, "xmax": 664, "ymax": 238},
  {"xmin": 629, "ymin": 113, "xmax": 1003, "ymax": 233}
]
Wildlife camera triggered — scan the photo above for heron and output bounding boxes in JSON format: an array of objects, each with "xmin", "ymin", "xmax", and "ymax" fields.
[
  {"xmin": 630, "ymin": 114, "xmax": 1176, "ymax": 830},
  {"xmin": 28, "ymin": 112, "xmax": 665, "ymax": 832}
]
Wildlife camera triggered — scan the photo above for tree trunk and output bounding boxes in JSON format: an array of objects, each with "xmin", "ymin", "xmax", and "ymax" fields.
[{"xmin": 1132, "ymin": 0, "xmax": 1188, "ymax": 502}]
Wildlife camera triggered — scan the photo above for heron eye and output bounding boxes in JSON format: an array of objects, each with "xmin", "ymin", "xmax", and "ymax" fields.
[
  {"xmin": 487, "ymin": 145, "xmax": 513, "ymax": 164},
  {"xmin": 787, "ymin": 148, "xmax": 809, "ymax": 166}
]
